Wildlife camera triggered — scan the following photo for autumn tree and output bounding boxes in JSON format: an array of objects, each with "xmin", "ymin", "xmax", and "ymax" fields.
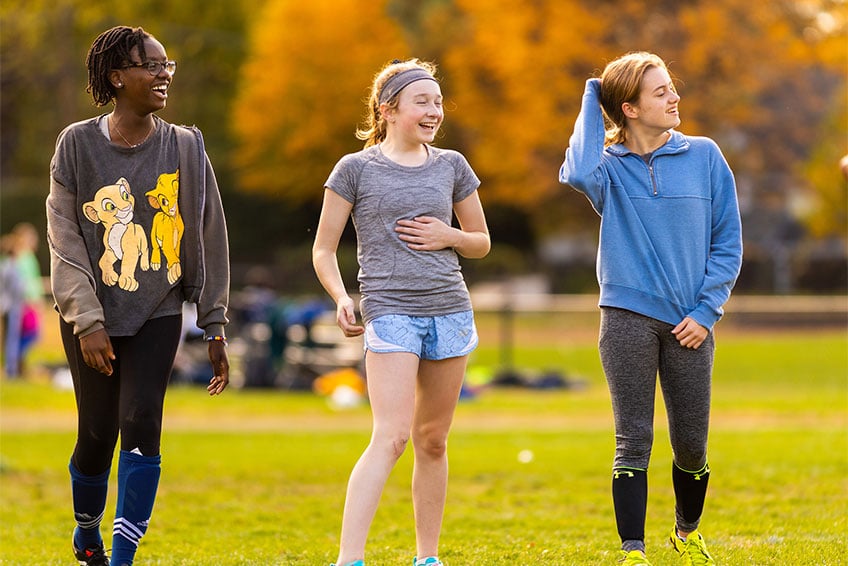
[
  {"xmin": 231, "ymin": 0, "xmax": 407, "ymax": 205},
  {"xmin": 664, "ymin": 0, "xmax": 846, "ymax": 282},
  {"xmin": 0, "ymin": 0, "xmax": 258, "ymax": 261},
  {"xmin": 439, "ymin": 0, "xmax": 844, "ymax": 233},
  {"xmin": 793, "ymin": 0, "xmax": 847, "ymax": 240},
  {"xmin": 801, "ymin": 94, "xmax": 847, "ymax": 239},
  {"xmin": 439, "ymin": 0, "xmax": 611, "ymax": 238}
]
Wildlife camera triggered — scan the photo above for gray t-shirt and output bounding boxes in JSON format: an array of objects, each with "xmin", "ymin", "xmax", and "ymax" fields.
[{"xmin": 325, "ymin": 144, "xmax": 481, "ymax": 323}]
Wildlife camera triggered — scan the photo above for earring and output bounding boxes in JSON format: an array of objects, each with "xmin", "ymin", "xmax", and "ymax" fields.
[{"xmin": 116, "ymin": 83, "xmax": 123, "ymax": 88}]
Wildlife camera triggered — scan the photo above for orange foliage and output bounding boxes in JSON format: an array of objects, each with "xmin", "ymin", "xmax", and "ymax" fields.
[
  {"xmin": 230, "ymin": 0, "xmax": 845, "ymax": 238},
  {"xmin": 232, "ymin": 0, "xmax": 406, "ymax": 204},
  {"xmin": 443, "ymin": 0, "xmax": 610, "ymax": 209}
]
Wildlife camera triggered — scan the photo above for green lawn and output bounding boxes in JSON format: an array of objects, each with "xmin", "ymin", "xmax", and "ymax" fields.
[{"xmin": 1, "ymin": 328, "xmax": 846, "ymax": 565}]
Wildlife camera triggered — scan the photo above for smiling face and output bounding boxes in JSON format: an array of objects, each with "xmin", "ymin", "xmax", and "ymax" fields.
[
  {"xmin": 386, "ymin": 79, "xmax": 443, "ymax": 147},
  {"xmin": 111, "ymin": 37, "xmax": 172, "ymax": 114},
  {"xmin": 628, "ymin": 65, "xmax": 681, "ymax": 132}
]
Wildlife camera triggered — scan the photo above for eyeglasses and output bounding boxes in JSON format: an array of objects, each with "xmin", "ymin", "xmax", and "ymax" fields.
[{"xmin": 120, "ymin": 60, "xmax": 177, "ymax": 76}]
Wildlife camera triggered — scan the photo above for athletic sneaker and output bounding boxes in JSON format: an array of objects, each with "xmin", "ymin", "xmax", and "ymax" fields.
[
  {"xmin": 329, "ymin": 561, "xmax": 364, "ymax": 566},
  {"xmin": 669, "ymin": 528, "xmax": 715, "ymax": 565},
  {"xmin": 73, "ymin": 540, "xmax": 109, "ymax": 566},
  {"xmin": 617, "ymin": 549, "xmax": 652, "ymax": 565},
  {"xmin": 413, "ymin": 557, "xmax": 443, "ymax": 566}
]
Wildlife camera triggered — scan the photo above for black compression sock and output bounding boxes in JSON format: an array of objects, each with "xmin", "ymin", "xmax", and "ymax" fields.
[
  {"xmin": 672, "ymin": 461, "xmax": 710, "ymax": 527},
  {"xmin": 612, "ymin": 467, "xmax": 648, "ymax": 543}
]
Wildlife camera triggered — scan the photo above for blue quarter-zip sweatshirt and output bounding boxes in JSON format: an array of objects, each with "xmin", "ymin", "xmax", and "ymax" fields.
[{"xmin": 559, "ymin": 79, "xmax": 742, "ymax": 329}]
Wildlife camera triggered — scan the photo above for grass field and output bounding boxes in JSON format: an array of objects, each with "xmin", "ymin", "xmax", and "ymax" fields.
[{"xmin": 1, "ymin": 312, "xmax": 846, "ymax": 565}]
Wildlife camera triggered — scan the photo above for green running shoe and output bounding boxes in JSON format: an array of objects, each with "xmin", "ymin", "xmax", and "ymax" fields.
[
  {"xmin": 617, "ymin": 549, "xmax": 652, "ymax": 565},
  {"xmin": 670, "ymin": 528, "xmax": 716, "ymax": 565}
]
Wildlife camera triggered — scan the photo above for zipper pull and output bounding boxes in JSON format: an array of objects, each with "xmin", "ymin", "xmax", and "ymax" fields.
[{"xmin": 648, "ymin": 164, "xmax": 658, "ymax": 195}]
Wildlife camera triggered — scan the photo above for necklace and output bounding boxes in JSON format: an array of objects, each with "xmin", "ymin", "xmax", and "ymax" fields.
[{"xmin": 110, "ymin": 114, "xmax": 154, "ymax": 148}]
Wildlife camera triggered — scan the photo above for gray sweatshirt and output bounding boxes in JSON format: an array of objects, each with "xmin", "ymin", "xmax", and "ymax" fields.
[{"xmin": 47, "ymin": 115, "xmax": 229, "ymax": 338}]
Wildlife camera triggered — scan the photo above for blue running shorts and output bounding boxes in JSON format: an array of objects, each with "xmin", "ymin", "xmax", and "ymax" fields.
[{"xmin": 364, "ymin": 311, "xmax": 478, "ymax": 360}]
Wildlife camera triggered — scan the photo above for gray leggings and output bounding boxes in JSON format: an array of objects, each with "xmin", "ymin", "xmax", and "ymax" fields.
[{"xmin": 599, "ymin": 307, "xmax": 714, "ymax": 471}]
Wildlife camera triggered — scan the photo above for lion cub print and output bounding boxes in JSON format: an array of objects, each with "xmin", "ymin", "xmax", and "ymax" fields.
[
  {"xmin": 83, "ymin": 177, "xmax": 150, "ymax": 291},
  {"xmin": 146, "ymin": 170, "xmax": 184, "ymax": 285}
]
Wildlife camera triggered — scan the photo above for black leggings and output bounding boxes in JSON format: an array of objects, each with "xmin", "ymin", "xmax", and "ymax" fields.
[
  {"xmin": 599, "ymin": 307, "xmax": 714, "ymax": 471},
  {"xmin": 60, "ymin": 314, "xmax": 181, "ymax": 475}
]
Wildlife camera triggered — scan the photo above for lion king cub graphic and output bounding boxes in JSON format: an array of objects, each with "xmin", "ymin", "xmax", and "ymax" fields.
[
  {"xmin": 146, "ymin": 170, "xmax": 184, "ymax": 285},
  {"xmin": 83, "ymin": 177, "xmax": 150, "ymax": 292}
]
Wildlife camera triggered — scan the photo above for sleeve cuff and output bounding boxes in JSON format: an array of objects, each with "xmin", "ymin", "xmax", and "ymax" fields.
[{"xmin": 202, "ymin": 323, "xmax": 226, "ymax": 341}]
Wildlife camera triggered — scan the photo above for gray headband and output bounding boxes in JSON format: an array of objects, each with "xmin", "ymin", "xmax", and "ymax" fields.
[{"xmin": 378, "ymin": 68, "xmax": 438, "ymax": 105}]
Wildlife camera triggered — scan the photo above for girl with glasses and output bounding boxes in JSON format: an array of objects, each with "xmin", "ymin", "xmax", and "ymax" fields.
[{"xmin": 46, "ymin": 25, "xmax": 231, "ymax": 566}]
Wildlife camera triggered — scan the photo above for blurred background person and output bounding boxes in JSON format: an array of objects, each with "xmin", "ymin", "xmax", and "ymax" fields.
[
  {"xmin": 0, "ymin": 232, "xmax": 27, "ymax": 378},
  {"xmin": 11, "ymin": 222, "xmax": 44, "ymax": 376}
]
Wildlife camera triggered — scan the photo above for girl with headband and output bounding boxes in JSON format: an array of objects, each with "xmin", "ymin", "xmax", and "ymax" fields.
[
  {"xmin": 313, "ymin": 58, "xmax": 490, "ymax": 566},
  {"xmin": 559, "ymin": 51, "xmax": 742, "ymax": 565}
]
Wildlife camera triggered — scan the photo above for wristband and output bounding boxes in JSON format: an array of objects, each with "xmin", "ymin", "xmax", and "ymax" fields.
[{"xmin": 205, "ymin": 335, "xmax": 228, "ymax": 345}]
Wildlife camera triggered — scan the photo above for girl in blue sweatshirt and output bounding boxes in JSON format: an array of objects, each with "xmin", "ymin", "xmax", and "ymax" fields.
[{"xmin": 560, "ymin": 52, "xmax": 742, "ymax": 566}]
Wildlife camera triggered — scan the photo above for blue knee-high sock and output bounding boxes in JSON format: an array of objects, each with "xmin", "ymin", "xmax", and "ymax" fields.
[
  {"xmin": 111, "ymin": 450, "xmax": 161, "ymax": 566},
  {"xmin": 69, "ymin": 460, "xmax": 110, "ymax": 550}
]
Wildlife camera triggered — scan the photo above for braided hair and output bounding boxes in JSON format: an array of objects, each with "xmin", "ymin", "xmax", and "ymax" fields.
[{"xmin": 85, "ymin": 26, "xmax": 150, "ymax": 106}]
